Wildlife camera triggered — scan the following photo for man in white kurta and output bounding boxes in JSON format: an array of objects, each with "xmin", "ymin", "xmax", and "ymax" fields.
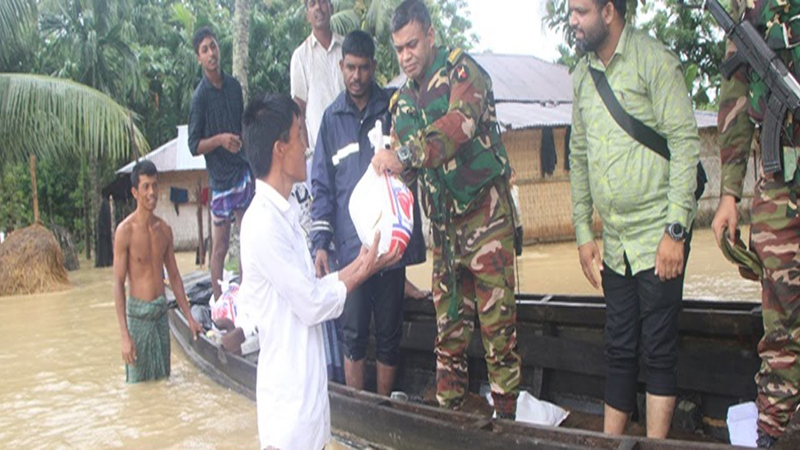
[
  {"xmin": 239, "ymin": 93, "xmax": 399, "ymax": 450},
  {"xmin": 239, "ymin": 178, "xmax": 345, "ymax": 450}
]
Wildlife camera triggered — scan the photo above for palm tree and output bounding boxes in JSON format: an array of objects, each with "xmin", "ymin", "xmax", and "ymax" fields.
[
  {"xmin": 1, "ymin": 0, "xmax": 147, "ymax": 260},
  {"xmin": 0, "ymin": 0, "xmax": 37, "ymax": 68}
]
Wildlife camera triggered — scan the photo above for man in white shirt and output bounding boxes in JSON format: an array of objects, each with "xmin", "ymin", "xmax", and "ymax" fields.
[
  {"xmin": 240, "ymin": 93, "xmax": 400, "ymax": 450},
  {"xmin": 290, "ymin": 0, "xmax": 345, "ymax": 153}
]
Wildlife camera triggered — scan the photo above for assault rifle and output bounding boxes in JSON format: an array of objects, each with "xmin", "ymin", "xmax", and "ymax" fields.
[{"xmin": 684, "ymin": 0, "xmax": 800, "ymax": 174}]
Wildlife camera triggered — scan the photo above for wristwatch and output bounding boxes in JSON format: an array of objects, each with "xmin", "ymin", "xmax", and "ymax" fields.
[
  {"xmin": 666, "ymin": 222, "xmax": 686, "ymax": 241},
  {"xmin": 396, "ymin": 146, "xmax": 412, "ymax": 171}
]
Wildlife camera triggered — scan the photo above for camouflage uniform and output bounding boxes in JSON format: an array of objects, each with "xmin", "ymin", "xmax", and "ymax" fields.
[
  {"xmin": 719, "ymin": 0, "xmax": 800, "ymax": 439},
  {"xmin": 391, "ymin": 47, "xmax": 521, "ymax": 416}
]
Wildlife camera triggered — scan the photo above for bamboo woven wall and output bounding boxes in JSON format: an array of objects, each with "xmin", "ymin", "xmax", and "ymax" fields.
[
  {"xmin": 505, "ymin": 127, "xmax": 601, "ymax": 243},
  {"xmin": 503, "ymin": 127, "xmax": 732, "ymax": 243}
]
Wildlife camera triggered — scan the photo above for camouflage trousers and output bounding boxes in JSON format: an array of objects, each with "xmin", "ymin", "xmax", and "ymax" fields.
[
  {"xmin": 431, "ymin": 183, "xmax": 521, "ymax": 416},
  {"xmin": 751, "ymin": 175, "xmax": 800, "ymax": 438}
]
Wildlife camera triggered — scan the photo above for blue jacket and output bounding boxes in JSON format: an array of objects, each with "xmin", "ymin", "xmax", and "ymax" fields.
[{"xmin": 310, "ymin": 85, "xmax": 425, "ymax": 269}]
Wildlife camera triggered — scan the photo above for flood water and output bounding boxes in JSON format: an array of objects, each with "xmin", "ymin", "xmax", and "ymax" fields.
[
  {"xmin": 407, "ymin": 228, "xmax": 762, "ymax": 302},
  {"xmin": 0, "ymin": 228, "xmax": 760, "ymax": 449}
]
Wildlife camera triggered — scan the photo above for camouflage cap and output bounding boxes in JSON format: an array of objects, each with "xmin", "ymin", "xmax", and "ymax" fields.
[{"xmin": 720, "ymin": 226, "xmax": 763, "ymax": 281}]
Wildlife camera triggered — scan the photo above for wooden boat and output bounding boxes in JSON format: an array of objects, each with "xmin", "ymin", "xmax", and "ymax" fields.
[{"xmin": 168, "ymin": 271, "xmax": 762, "ymax": 449}]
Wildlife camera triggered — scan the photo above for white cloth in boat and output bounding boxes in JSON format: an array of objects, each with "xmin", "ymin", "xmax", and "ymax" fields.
[{"xmin": 238, "ymin": 179, "xmax": 347, "ymax": 450}]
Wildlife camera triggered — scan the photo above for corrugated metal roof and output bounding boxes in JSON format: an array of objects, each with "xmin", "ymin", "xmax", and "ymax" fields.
[
  {"xmin": 497, "ymin": 103, "xmax": 572, "ymax": 130},
  {"xmin": 388, "ymin": 53, "xmax": 572, "ymax": 104},
  {"xmin": 498, "ymin": 103, "xmax": 718, "ymax": 131},
  {"xmin": 117, "ymin": 125, "xmax": 206, "ymax": 174},
  {"xmin": 388, "ymin": 52, "xmax": 716, "ymax": 131},
  {"xmin": 473, "ymin": 54, "xmax": 572, "ymax": 104}
]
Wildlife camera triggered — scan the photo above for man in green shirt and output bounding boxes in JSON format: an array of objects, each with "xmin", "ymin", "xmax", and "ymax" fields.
[
  {"xmin": 568, "ymin": 0, "xmax": 700, "ymax": 438},
  {"xmin": 372, "ymin": 0, "xmax": 521, "ymax": 419}
]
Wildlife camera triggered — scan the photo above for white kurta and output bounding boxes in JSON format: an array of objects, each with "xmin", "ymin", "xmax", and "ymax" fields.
[
  {"xmin": 290, "ymin": 33, "xmax": 345, "ymax": 152},
  {"xmin": 238, "ymin": 179, "xmax": 347, "ymax": 450}
]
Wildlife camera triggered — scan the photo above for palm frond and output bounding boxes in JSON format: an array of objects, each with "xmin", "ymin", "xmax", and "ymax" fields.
[
  {"xmin": 0, "ymin": 0, "xmax": 37, "ymax": 66},
  {"xmin": 330, "ymin": 9, "xmax": 362, "ymax": 36},
  {"xmin": 0, "ymin": 74, "xmax": 149, "ymax": 162},
  {"xmin": 365, "ymin": 0, "xmax": 397, "ymax": 38}
]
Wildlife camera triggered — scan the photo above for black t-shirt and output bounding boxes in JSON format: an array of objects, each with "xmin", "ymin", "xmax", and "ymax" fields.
[{"xmin": 188, "ymin": 72, "xmax": 250, "ymax": 191}]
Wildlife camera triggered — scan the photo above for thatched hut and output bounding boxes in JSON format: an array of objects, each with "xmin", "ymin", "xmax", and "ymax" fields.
[{"xmin": 0, "ymin": 224, "xmax": 70, "ymax": 296}]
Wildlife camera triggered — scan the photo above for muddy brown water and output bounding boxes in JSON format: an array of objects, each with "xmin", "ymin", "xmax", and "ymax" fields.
[{"xmin": 0, "ymin": 228, "xmax": 759, "ymax": 449}]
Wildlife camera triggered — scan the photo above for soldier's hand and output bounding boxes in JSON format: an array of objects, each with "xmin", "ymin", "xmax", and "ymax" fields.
[
  {"xmin": 121, "ymin": 333, "xmax": 137, "ymax": 365},
  {"xmin": 712, "ymin": 195, "xmax": 739, "ymax": 249},
  {"xmin": 577, "ymin": 241, "xmax": 603, "ymax": 289},
  {"xmin": 315, "ymin": 249, "xmax": 330, "ymax": 278},
  {"xmin": 218, "ymin": 133, "xmax": 242, "ymax": 154},
  {"xmin": 372, "ymin": 149, "xmax": 403, "ymax": 175},
  {"xmin": 655, "ymin": 234, "xmax": 685, "ymax": 282}
]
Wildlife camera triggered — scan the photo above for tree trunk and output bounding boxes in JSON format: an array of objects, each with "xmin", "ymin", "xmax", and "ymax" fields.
[
  {"xmin": 30, "ymin": 155, "xmax": 39, "ymax": 224},
  {"xmin": 232, "ymin": 0, "xmax": 251, "ymax": 101},
  {"xmin": 89, "ymin": 152, "xmax": 103, "ymax": 267}
]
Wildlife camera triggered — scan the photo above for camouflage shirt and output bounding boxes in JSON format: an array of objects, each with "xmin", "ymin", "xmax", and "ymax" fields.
[
  {"xmin": 719, "ymin": 0, "xmax": 800, "ymax": 198},
  {"xmin": 390, "ymin": 47, "xmax": 510, "ymax": 223}
]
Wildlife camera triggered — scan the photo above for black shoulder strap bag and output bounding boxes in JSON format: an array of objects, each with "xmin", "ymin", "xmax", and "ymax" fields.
[{"xmin": 588, "ymin": 67, "xmax": 707, "ymax": 201}]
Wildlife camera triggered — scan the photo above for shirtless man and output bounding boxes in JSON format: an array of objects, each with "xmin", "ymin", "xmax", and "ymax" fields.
[{"xmin": 113, "ymin": 160, "xmax": 203, "ymax": 383}]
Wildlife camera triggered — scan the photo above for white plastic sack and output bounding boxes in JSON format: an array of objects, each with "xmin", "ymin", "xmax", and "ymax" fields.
[
  {"xmin": 488, "ymin": 390, "xmax": 570, "ymax": 427},
  {"xmin": 348, "ymin": 166, "xmax": 414, "ymax": 257},
  {"xmin": 210, "ymin": 282, "xmax": 239, "ymax": 325},
  {"xmin": 727, "ymin": 402, "xmax": 758, "ymax": 447}
]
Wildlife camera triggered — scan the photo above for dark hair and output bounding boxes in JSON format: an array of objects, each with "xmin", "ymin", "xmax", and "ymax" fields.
[
  {"xmin": 242, "ymin": 94, "xmax": 301, "ymax": 179},
  {"xmin": 131, "ymin": 160, "xmax": 158, "ymax": 188},
  {"xmin": 342, "ymin": 30, "xmax": 375, "ymax": 60},
  {"xmin": 304, "ymin": 0, "xmax": 330, "ymax": 9},
  {"xmin": 596, "ymin": 0, "xmax": 626, "ymax": 19},
  {"xmin": 391, "ymin": 0, "xmax": 432, "ymax": 34},
  {"xmin": 193, "ymin": 26, "xmax": 217, "ymax": 55}
]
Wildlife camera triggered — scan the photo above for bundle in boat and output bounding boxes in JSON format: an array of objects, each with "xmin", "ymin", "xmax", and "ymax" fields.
[{"xmin": 0, "ymin": 224, "xmax": 70, "ymax": 296}]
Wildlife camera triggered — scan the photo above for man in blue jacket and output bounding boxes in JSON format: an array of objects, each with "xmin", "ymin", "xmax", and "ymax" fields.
[{"xmin": 310, "ymin": 30, "xmax": 425, "ymax": 395}]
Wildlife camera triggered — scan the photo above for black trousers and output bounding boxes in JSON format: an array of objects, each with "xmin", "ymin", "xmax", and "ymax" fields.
[
  {"xmin": 340, "ymin": 267, "xmax": 405, "ymax": 366},
  {"xmin": 601, "ymin": 238, "xmax": 691, "ymax": 413}
]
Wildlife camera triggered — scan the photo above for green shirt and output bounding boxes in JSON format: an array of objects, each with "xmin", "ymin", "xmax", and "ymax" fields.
[{"xmin": 569, "ymin": 26, "xmax": 700, "ymax": 276}]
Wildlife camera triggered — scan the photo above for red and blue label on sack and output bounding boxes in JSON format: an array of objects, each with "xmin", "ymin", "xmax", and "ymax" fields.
[{"xmin": 383, "ymin": 175, "xmax": 414, "ymax": 255}]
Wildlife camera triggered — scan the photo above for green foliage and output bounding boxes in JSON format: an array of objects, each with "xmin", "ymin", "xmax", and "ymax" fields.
[
  {"xmin": 0, "ymin": 164, "xmax": 33, "ymax": 233},
  {"xmin": 328, "ymin": 0, "xmax": 476, "ymax": 85},
  {"xmin": 542, "ymin": 0, "xmax": 725, "ymax": 108},
  {"xmin": 248, "ymin": 0, "xmax": 309, "ymax": 96},
  {"xmin": 640, "ymin": 0, "xmax": 724, "ymax": 107},
  {"xmin": 0, "ymin": 0, "xmax": 475, "ymax": 246},
  {"xmin": 0, "ymin": 74, "xmax": 148, "ymax": 162},
  {"xmin": 0, "ymin": 0, "xmax": 37, "ymax": 70}
]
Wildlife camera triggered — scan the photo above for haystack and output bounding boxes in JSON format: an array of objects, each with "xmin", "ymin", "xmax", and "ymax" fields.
[{"xmin": 0, "ymin": 224, "xmax": 70, "ymax": 296}]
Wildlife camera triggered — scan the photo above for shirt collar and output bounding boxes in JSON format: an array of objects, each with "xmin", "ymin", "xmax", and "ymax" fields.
[
  {"xmin": 201, "ymin": 70, "xmax": 228, "ymax": 91},
  {"xmin": 256, "ymin": 179, "xmax": 290, "ymax": 214},
  {"xmin": 410, "ymin": 47, "xmax": 448, "ymax": 91},
  {"xmin": 331, "ymin": 83, "xmax": 388, "ymax": 116},
  {"xmin": 587, "ymin": 24, "xmax": 631, "ymax": 71},
  {"xmin": 310, "ymin": 32, "xmax": 343, "ymax": 53}
]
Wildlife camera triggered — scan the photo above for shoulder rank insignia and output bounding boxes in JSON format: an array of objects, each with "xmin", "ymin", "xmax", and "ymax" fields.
[
  {"xmin": 389, "ymin": 89, "xmax": 401, "ymax": 112},
  {"xmin": 447, "ymin": 48, "xmax": 464, "ymax": 66}
]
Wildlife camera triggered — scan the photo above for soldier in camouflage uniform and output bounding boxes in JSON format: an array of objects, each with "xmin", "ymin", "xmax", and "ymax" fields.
[
  {"xmin": 372, "ymin": 0, "xmax": 521, "ymax": 419},
  {"xmin": 712, "ymin": 0, "xmax": 800, "ymax": 447}
]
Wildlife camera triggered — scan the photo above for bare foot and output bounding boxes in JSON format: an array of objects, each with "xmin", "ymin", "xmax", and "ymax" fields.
[{"xmin": 404, "ymin": 279, "xmax": 431, "ymax": 300}]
